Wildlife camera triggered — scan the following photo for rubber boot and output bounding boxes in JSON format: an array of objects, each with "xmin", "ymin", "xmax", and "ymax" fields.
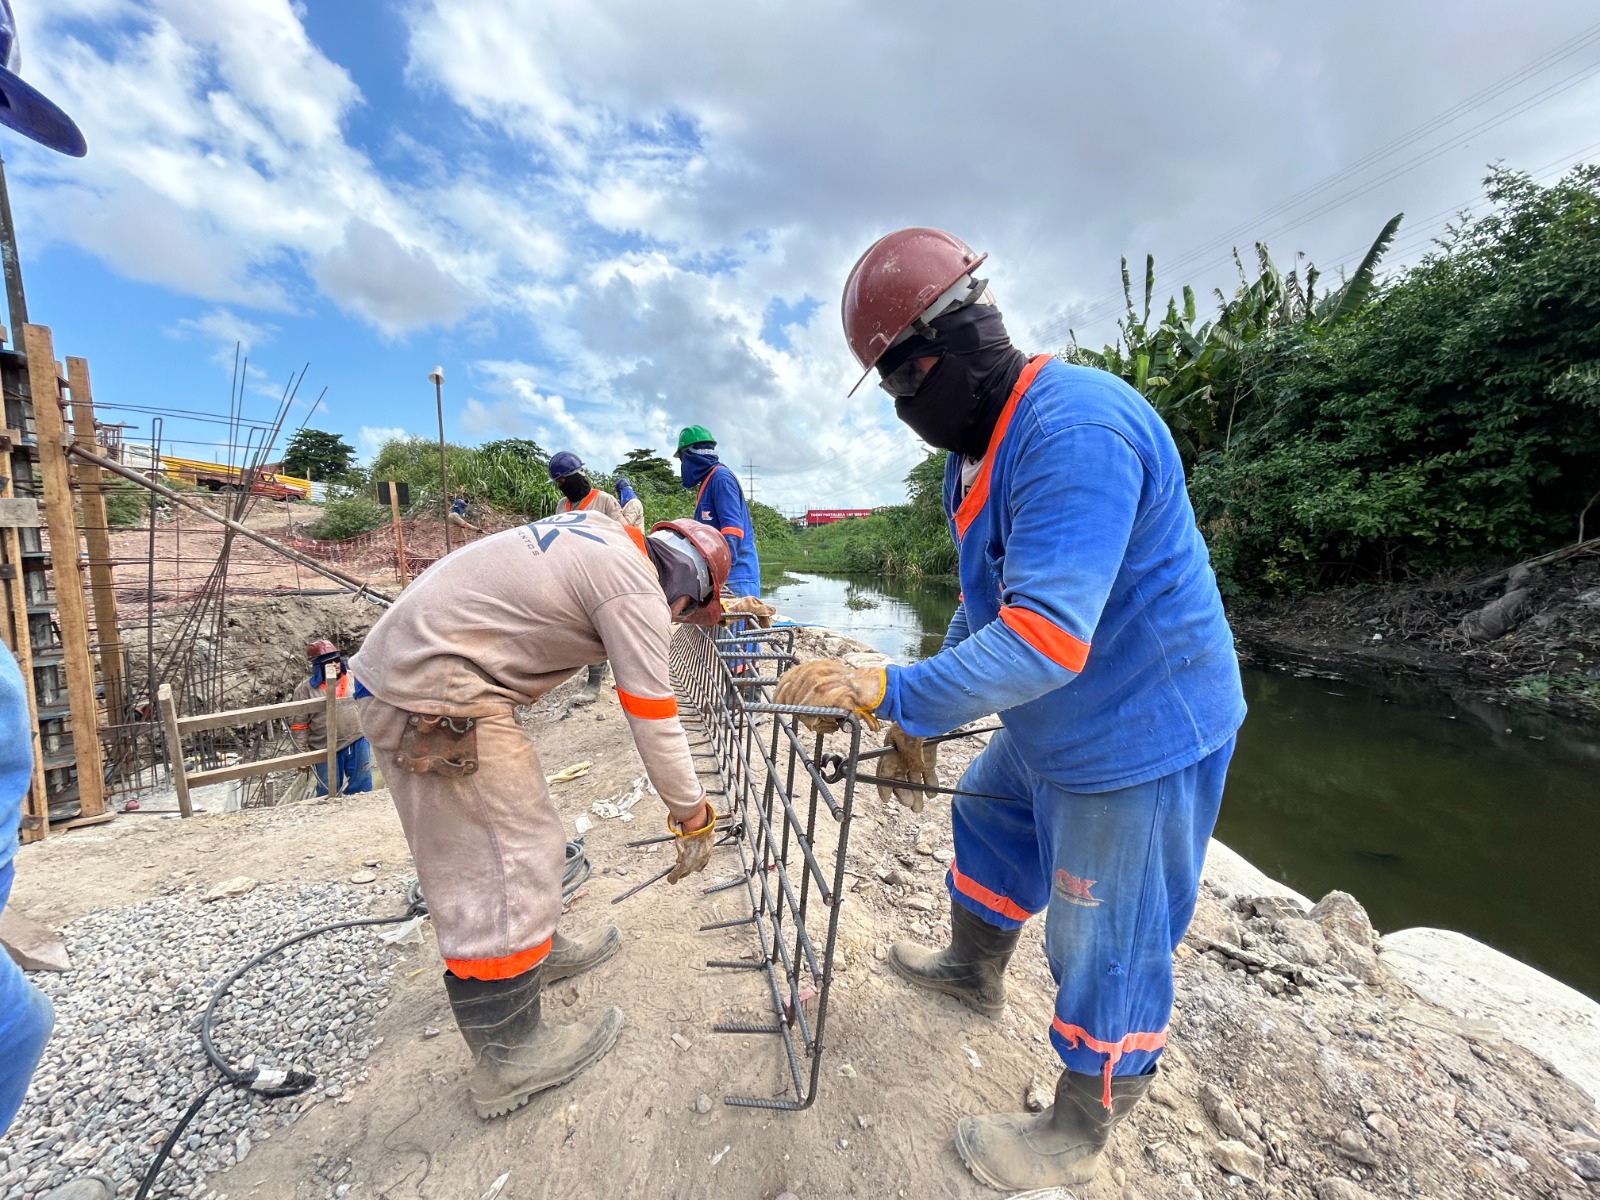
[
  {"xmin": 887, "ymin": 903, "xmax": 1021, "ymax": 1016},
  {"xmin": 956, "ymin": 1067, "xmax": 1154, "ymax": 1190},
  {"xmin": 444, "ymin": 963, "xmax": 624, "ymax": 1119},
  {"xmin": 543, "ymin": 925, "xmax": 622, "ymax": 982},
  {"xmin": 571, "ymin": 661, "xmax": 609, "ymax": 707}
]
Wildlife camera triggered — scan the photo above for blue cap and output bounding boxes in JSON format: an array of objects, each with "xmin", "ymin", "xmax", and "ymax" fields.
[
  {"xmin": 0, "ymin": 2, "xmax": 87, "ymax": 157},
  {"xmin": 547, "ymin": 451, "xmax": 584, "ymax": 480}
]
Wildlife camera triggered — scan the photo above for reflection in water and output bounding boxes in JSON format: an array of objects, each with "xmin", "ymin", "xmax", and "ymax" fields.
[{"xmin": 763, "ymin": 569, "xmax": 1600, "ymax": 998}]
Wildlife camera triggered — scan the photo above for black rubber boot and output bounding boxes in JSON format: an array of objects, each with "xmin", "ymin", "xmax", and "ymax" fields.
[
  {"xmin": 443, "ymin": 964, "xmax": 623, "ymax": 1119},
  {"xmin": 956, "ymin": 1067, "xmax": 1154, "ymax": 1190},
  {"xmin": 887, "ymin": 903, "xmax": 1021, "ymax": 1016},
  {"xmin": 571, "ymin": 661, "xmax": 609, "ymax": 707},
  {"xmin": 543, "ymin": 925, "xmax": 622, "ymax": 982}
]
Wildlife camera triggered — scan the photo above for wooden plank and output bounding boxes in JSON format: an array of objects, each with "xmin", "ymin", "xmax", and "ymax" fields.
[
  {"xmin": 174, "ymin": 695, "xmax": 324, "ymax": 733},
  {"xmin": 24, "ymin": 325, "xmax": 105, "ymax": 819},
  {"xmin": 188, "ymin": 748, "xmax": 326, "ymax": 788},
  {"xmin": 0, "ymin": 497, "xmax": 40, "ymax": 526},
  {"xmin": 66, "ymin": 356, "xmax": 126, "ymax": 733},
  {"xmin": 56, "ymin": 811, "xmax": 117, "ymax": 831},
  {"xmin": 157, "ymin": 683, "xmax": 192, "ymax": 820},
  {"xmin": 0, "ymin": 396, "xmax": 47, "ymax": 839},
  {"xmin": 323, "ymin": 680, "xmax": 339, "ymax": 797}
]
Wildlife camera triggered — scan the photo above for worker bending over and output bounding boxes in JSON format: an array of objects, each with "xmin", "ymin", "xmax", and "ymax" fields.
[
  {"xmin": 289, "ymin": 639, "xmax": 373, "ymax": 796},
  {"xmin": 777, "ymin": 228, "xmax": 1245, "ymax": 1191},
  {"xmin": 350, "ymin": 512, "xmax": 726, "ymax": 1118},
  {"xmin": 674, "ymin": 425, "xmax": 759, "ymax": 598}
]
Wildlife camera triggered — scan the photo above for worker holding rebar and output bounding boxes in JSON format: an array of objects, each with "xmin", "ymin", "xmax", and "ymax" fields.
[
  {"xmin": 349, "ymin": 512, "xmax": 728, "ymax": 1118},
  {"xmin": 288, "ymin": 640, "xmax": 373, "ymax": 797},
  {"xmin": 448, "ymin": 495, "xmax": 482, "ymax": 533},
  {"xmin": 775, "ymin": 228, "xmax": 1245, "ymax": 1192}
]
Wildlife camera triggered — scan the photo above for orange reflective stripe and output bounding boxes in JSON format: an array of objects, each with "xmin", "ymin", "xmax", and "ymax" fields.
[
  {"xmin": 445, "ymin": 936, "xmax": 552, "ymax": 981},
  {"xmin": 952, "ymin": 354, "xmax": 1049, "ymax": 542},
  {"xmin": 616, "ymin": 687, "xmax": 679, "ymax": 720},
  {"xmin": 999, "ymin": 605, "xmax": 1090, "ymax": 672},
  {"xmin": 289, "ymin": 723, "xmax": 309, "ymax": 731},
  {"xmin": 1050, "ymin": 1017, "xmax": 1168, "ymax": 1107},
  {"xmin": 577, "ymin": 490, "xmax": 597, "ymax": 511},
  {"xmin": 622, "ymin": 525, "xmax": 648, "ymax": 556},
  {"xmin": 948, "ymin": 858, "xmax": 1034, "ymax": 923},
  {"xmin": 719, "ymin": 526, "xmax": 743, "ymax": 538}
]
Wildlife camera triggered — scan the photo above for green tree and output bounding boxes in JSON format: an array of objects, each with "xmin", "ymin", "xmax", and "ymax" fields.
[
  {"xmin": 614, "ymin": 447, "xmax": 678, "ymax": 493},
  {"xmin": 281, "ymin": 428, "xmax": 357, "ymax": 481}
]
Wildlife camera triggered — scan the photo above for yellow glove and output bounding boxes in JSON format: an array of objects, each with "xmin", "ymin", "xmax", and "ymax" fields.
[
  {"xmin": 772, "ymin": 659, "xmax": 886, "ymax": 732},
  {"xmin": 722, "ymin": 596, "xmax": 776, "ymax": 629},
  {"xmin": 878, "ymin": 724, "xmax": 939, "ymax": 812},
  {"xmin": 666, "ymin": 799, "xmax": 717, "ymax": 884}
]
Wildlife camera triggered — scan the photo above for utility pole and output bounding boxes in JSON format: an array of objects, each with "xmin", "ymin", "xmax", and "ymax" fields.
[
  {"xmin": 429, "ymin": 365, "xmax": 450, "ymax": 554},
  {"xmin": 745, "ymin": 458, "xmax": 756, "ymax": 505}
]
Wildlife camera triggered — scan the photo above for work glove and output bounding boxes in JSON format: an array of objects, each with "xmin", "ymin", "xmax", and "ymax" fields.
[
  {"xmin": 772, "ymin": 659, "xmax": 885, "ymax": 732},
  {"xmin": 877, "ymin": 724, "xmax": 939, "ymax": 812},
  {"xmin": 666, "ymin": 799, "xmax": 717, "ymax": 884},
  {"xmin": 722, "ymin": 595, "xmax": 776, "ymax": 629}
]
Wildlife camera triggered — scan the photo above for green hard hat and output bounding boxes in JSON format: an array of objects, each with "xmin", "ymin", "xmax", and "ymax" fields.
[{"xmin": 675, "ymin": 424, "xmax": 716, "ymax": 456}]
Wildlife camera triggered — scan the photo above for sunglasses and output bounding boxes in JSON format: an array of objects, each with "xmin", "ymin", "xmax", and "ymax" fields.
[{"xmin": 878, "ymin": 354, "xmax": 943, "ymax": 399}]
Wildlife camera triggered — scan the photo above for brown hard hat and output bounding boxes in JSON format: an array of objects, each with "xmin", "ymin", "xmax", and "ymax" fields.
[
  {"xmin": 307, "ymin": 638, "xmax": 339, "ymax": 659},
  {"xmin": 649, "ymin": 519, "xmax": 731, "ymax": 627},
  {"xmin": 841, "ymin": 227, "xmax": 988, "ymax": 391}
]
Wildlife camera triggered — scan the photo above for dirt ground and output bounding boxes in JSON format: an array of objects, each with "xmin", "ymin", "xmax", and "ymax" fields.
[{"xmin": 10, "ymin": 616, "xmax": 1600, "ymax": 1200}]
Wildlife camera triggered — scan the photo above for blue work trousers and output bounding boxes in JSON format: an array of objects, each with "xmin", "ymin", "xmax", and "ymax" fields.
[
  {"xmin": 0, "ymin": 861, "xmax": 54, "ymax": 1132},
  {"xmin": 313, "ymin": 737, "xmax": 373, "ymax": 797},
  {"xmin": 945, "ymin": 730, "xmax": 1232, "ymax": 1102}
]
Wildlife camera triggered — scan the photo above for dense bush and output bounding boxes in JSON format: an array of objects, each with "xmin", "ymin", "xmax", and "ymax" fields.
[{"xmin": 307, "ymin": 492, "xmax": 386, "ymax": 540}]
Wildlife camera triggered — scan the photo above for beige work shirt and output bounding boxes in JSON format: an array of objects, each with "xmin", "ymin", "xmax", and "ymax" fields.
[
  {"xmin": 559, "ymin": 489, "xmax": 624, "ymax": 522},
  {"xmin": 619, "ymin": 496, "xmax": 645, "ymax": 530},
  {"xmin": 288, "ymin": 673, "xmax": 364, "ymax": 752},
  {"xmin": 349, "ymin": 513, "xmax": 701, "ymax": 820}
]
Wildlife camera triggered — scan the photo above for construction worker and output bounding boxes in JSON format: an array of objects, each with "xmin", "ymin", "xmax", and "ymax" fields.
[
  {"xmin": 549, "ymin": 452, "xmax": 623, "ymax": 521},
  {"xmin": 448, "ymin": 495, "xmax": 482, "ymax": 533},
  {"xmin": 349, "ymin": 512, "xmax": 728, "ymax": 1118},
  {"xmin": 674, "ymin": 426, "xmax": 759, "ymax": 597},
  {"xmin": 775, "ymin": 227, "xmax": 1245, "ymax": 1191},
  {"xmin": 289, "ymin": 640, "xmax": 373, "ymax": 796},
  {"xmin": 614, "ymin": 476, "xmax": 644, "ymax": 530}
]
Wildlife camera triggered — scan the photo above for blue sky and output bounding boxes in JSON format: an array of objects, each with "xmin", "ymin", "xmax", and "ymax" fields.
[{"xmin": 8, "ymin": 0, "xmax": 1600, "ymax": 508}]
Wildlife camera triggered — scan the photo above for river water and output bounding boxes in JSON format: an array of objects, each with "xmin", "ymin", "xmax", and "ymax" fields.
[{"xmin": 761, "ymin": 569, "xmax": 1600, "ymax": 999}]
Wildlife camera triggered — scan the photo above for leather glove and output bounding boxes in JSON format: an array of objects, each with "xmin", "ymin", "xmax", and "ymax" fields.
[
  {"xmin": 722, "ymin": 595, "xmax": 776, "ymax": 629},
  {"xmin": 877, "ymin": 724, "xmax": 939, "ymax": 812},
  {"xmin": 772, "ymin": 659, "xmax": 885, "ymax": 732},
  {"xmin": 666, "ymin": 799, "xmax": 717, "ymax": 884}
]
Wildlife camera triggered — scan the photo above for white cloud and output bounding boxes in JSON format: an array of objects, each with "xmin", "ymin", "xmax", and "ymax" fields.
[
  {"xmin": 312, "ymin": 220, "xmax": 471, "ymax": 338},
  {"xmin": 168, "ymin": 307, "xmax": 274, "ymax": 355},
  {"xmin": 356, "ymin": 425, "xmax": 410, "ymax": 464}
]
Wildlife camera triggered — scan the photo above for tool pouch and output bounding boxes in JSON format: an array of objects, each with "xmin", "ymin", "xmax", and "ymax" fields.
[{"xmin": 396, "ymin": 713, "xmax": 479, "ymax": 776}]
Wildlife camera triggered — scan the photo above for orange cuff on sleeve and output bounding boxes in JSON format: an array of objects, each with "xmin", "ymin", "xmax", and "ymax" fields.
[
  {"xmin": 616, "ymin": 687, "xmax": 679, "ymax": 719},
  {"xmin": 445, "ymin": 936, "xmax": 552, "ymax": 981},
  {"xmin": 720, "ymin": 526, "xmax": 744, "ymax": 538},
  {"xmin": 999, "ymin": 605, "xmax": 1090, "ymax": 673}
]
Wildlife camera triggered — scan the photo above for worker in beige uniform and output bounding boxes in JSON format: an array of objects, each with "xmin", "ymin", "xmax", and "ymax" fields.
[
  {"xmin": 288, "ymin": 640, "xmax": 373, "ymax": 795},
  {"xmin": 349, "ymin": 511, "xmax": 729, "ymax": 1119},
  {"xmin": 549, "ymin": 451, "xmax": 624, "ymax": 703}
]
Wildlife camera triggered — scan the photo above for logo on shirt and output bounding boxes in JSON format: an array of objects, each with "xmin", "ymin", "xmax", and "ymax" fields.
[
  {"xmin": 700, "ymin": 509, "xmax": 713, "ymax": 521},
  {"xmin": 1054, "ymin": 869, "xmax": 1101, "ymax": 907},
  {"xmin": 521, "ymin": 512, "xmax": 606, "ymax": 553}
]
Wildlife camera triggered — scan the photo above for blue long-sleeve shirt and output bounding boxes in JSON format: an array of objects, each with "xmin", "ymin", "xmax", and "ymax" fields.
[
  {"xmin": 680, "ymin": 449, "xmax": 760, "ymax": 596},
  {"xmin": 2, "ymin": 649, "xmax": 32, "ymax": 877},
  {"xmin": 876, "ymin": 356, "xmax": 1245, "ymax": 792}
]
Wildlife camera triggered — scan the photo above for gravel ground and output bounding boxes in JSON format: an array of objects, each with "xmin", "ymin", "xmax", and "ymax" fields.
[{"xmin": 2, "ymin": 882, "xmax": 407, "ymax": 1200}]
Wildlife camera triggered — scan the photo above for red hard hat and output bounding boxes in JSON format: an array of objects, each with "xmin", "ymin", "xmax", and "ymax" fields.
[
  {"xmin": 307, "ymin": 639, "xmax": 338, "ymax": 660},
  {"xmin": 841, "ymin": 227, "xmax": 988, "ymax": 394},
  {"xmin": 649, "ymin": 519, "xmax": 731, "ymax": 627}
]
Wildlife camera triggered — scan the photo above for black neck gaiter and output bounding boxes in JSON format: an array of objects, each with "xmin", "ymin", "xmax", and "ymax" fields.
[
  {"xmin": 557, "ymin": 473, "xmax": 591, "ymax": 504},
  {"xmin": 645, "ymin": 539, "xmax": 702, "ymax": 609},
  {"xmin": 888, "ymin": 305, "xmax": 1028, "ymax": 459}
]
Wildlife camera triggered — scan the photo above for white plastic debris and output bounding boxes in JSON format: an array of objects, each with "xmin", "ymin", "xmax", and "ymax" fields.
[{"xmin": 377, "ymin": 915, "xmax": 426, "ymax": 946}]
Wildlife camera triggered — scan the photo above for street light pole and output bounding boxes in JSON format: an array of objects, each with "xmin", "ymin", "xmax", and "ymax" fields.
[{"xmin": 429, "ymin": 365, "xmax": 449, "ymax": 554}]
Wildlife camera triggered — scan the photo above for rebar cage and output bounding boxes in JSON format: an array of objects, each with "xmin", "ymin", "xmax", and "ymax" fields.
[{"xmin": 668, "ymin": 619, "xmax": 861, "ymax": 1110}]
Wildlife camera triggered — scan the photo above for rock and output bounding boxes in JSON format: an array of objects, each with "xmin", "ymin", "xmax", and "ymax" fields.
[
  {"xmin": 348, "ymin": 871, "xmax": 378, "ymax": 885},
  {"xmin": 1316, "ymin": 1180, "xmax": 1380, "ymax": 1200},
  {"xmin": 914, "ymin": 842, "xmax": 933, "ymax": 856},
  {"xmin": 1309, "ymin": 891, "xmax": 1376, "ymax": 947},
  {"xmin": 1247, "ymin": 895, "xmax": 1308, "ymax": 921},
  {"xmin": 902, "ymin": 894, "xmax": 935, "ymax": 913},
  {"xmin": 1025, "ymin": 1076, "xmax": 1053, "ymax": 1112},
  {"xmin": 1201, "ymin": 1083, "xmax": 1248, "ymax": 1139},
  {"xmin": 671, "ymin": 1032, "xmax": 692, "ymax": 1051},
  {"xmin": 857, "ymin": 1113, "xmax": 875, "ymax": 1128},
  {"xmin": 1210, "ymin": 1140, "xmax": 1264, "ymax": 1181},
  {"xmin": 1364, "ymin": 1112, "xmax": 1399, "ymax": 1142},
  {"xmin": 202, "ymin": 876, "xmax": 257, "ymax": 902},
  {"xmin": 1556, "ymin": 1128, "xmax": 1600, "ymax": 1154},
  {"xmin": 421, "ymin": 1027, "xmax": 440, "ymax": 1040},
  {"xmin": 1149, "ymin": 1080, "xmax": 1182, "ymax": 1109},
  {"xmin": 1274, "ymin": 921, "xmax": 1331, "ymax": 967},
  {"xmin": 694, "ymin": 1094, "xmax": 713, "ymax": 1114},
  {"xmin": 234, "ymin": 1132, "xmax": 251, "ymax": 1163},
  {"xmin": 837, "ymin": 1064, "xmax": 857, "ymax": 1077},
  {"xmin": 1565, "ymin": 1152, "xmax": 1600, "ymax": 1182},
  {"xmin": 0, "ymin": 909, "xmax": 72, "ymax": 972},
  {"xmin": 1333, "ymin": 1129, "xmax": 1379, "ymax": 1166},
  {"xmin": 34, "ymin": 1181, "xmax": 113, "ymax": 1200}
]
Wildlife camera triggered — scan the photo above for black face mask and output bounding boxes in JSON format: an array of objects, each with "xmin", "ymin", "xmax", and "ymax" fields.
[
  {"xmin": 885, "ymin": 305, "xmax": 1028, "ymax": 459},
  {"xmin": 645, "ymin": 539, "xmax": 704, "ymax": 613},
  {"xmin": 556, "ymin": 473, "xmax": 591, "ymax": 504}
]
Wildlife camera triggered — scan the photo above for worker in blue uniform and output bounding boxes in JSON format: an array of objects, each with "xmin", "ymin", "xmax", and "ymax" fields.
[
  {"xmin": 775, "ymin": 228, "xmax": 1245, "ymax": 1192},
  {"xmin": 674, "ymin": 426, "xmax": 759, "ymax": 597}
]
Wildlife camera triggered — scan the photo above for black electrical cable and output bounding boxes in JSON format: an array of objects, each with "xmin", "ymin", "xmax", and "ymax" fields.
[{"xmin": 135, "ymin": 842, "xmax": 594, "ymax": 1198}]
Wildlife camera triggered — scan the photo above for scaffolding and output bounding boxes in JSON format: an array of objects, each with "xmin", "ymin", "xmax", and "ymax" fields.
[{"xmin": 668, "ymin": 618, "xmax": 862, "ymax": 1110}]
